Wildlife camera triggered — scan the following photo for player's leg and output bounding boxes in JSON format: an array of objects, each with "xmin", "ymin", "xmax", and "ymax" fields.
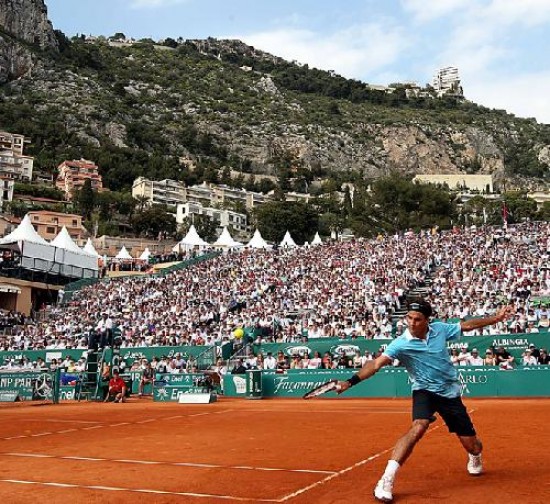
[
  {"xmin": 374, "ymin": 390, "xmax": 435, "ymax": 502},
  {"xmin": 436, "ymin": 395, "xmax": 483, "ymax": 475}
]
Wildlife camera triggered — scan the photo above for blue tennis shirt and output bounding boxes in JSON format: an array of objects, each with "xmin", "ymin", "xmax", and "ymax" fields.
[{"xmin": 383, "ymin": 322, "xmax": 462, "ymax": 398}]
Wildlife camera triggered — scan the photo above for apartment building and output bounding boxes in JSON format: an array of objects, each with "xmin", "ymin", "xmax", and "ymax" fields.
[
  {"xmin": 0, "ymin": 131, "xmax": 34, "ymax": 180},
  {"xmin": 432, "ymin": 66, "xmax": 463, "ymax": 97},
  {"xmin": 185, "ymin": 182, "xmax": 271, "ymax": 210},
  {"xmin": 0, "ymin": 177, "xmax": 14, "ymax": 210},
  {"xmin": 176, "ymin": 201, "xmax": 250, "ymax": 234},
  {"xmin": 56, "ymin": 159, "xmax": 103, "ymax": 200},
  {"xmin": 132, "ymin": 177, "xmax": 186, "ymax": 207},
  {"xmin": 27, "ymin": 211, "xmax": 85, "ymax": 242},
  {"xmin": 133, "ymin": 178, "xmax": 272, "ymax": 211}
]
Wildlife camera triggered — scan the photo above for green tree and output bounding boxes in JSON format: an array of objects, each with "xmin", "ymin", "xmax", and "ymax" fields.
[
  {"xmin": 131, "ymin": 205, "xmax": 176, "ymax": 238},
  {"xmin": 73, "ymin": 179, "xmax": 96, "ymax": 220},
  {"xmin": 254, "ymin": 200, "xmax": 319, "ymax": 244},
  {"xmin": 179, "ymin": 214, "xmax": 218, "ymax": 242}
]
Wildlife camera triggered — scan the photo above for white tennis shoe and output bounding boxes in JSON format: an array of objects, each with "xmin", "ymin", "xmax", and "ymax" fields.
[
  {"xmin": 374, "ymin": 476, "xmax": 394, "ymax": 502},
  {"xmin": 467, "ymin": 453, "xmax": 483, "ymax": 475}
]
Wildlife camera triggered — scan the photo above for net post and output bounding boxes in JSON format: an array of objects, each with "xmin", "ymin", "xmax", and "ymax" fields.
[{"xmin": 53, "ymin": 367, "xmax": 61, "ymax": 404}]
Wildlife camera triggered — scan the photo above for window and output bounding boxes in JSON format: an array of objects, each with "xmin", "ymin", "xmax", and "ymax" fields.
[
  {"xmin": 46, "ymin": 226, "xmax": 56, "ymax": 234},
  {"xmin": 72, "ymin": 220, "xmax": 78, "ymax": 227}
]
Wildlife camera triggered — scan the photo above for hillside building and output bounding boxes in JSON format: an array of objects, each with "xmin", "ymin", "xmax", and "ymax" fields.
[
  {"xmin": 0, "ymin": 131, "xmax": 34, "ymax": 181},
  {"xmin": 176, "ymin": 201, "xmax": 250, "ymax": 234},
  {"xmin": 56, "ymin": 159, "xmax": 103, "ymax": 200},
  {"xmin": 0, "ymin": 177, "xmax": 14, "ymax": 210},
  {"xmin": 132, "ymin": 177, "xmax": 186, "ymax": 207},
  {"xmin": 432, "ymin": 66, "xmax": 463, "ymax": 97},
  {"xmin": 27, "ymin": 211, "xmax": 85, "ymax": 242}
]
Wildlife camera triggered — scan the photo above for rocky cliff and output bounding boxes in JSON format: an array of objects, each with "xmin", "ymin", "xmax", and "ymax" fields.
[
  {"xmin": 0, "ymin": 0, "xmax": 58, "ymax": 83},
  {"xmin": 0, "ymin": 10, "xmax": 549, "ymax": 190}
]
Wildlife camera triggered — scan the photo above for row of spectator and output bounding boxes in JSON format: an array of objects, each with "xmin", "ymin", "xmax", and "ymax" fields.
[{"xmin": 1, "ymin": 222, "xmax": 549, "ymax": 353}]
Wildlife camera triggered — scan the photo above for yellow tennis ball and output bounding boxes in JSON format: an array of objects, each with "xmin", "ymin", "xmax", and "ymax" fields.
[{"xmin": 234, "ymin": 328, "xmax": 244, "ymax": 339}]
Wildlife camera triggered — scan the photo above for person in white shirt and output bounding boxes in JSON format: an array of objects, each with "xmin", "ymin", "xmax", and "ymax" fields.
[
  {"xmin": 457, "ymin": 349, "xmax": 471, "ymax": 366},
  {"xmin": 308, "ymin": 351, "xmax": 322, "ymax": 369},
  {"xmin": 522, "ymin": 349, "xmax": 538, "ymax": 366},
  {"xmin": 95, "ymin": 313, "xmax": 114, "ymax": 348},
  {"xmin": 263, "ymin": 352, "xmax": 277, "ymax": 370},
  {"xmin": 467, "ymin": 349, "xmax": 484, "ymax": 366}
]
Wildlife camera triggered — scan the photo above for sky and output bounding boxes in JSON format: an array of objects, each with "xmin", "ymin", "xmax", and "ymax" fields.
[{"xmin": 44, "ymin": 0, "xmax": 550, "ymax": 124}]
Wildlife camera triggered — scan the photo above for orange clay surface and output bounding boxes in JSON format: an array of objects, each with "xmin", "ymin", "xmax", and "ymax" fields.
[{"xmin": 0, "ymin": 397, "xmax": 548, "ymax": 504}]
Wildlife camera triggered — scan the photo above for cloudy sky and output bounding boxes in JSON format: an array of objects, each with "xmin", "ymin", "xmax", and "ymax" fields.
[{"xmin": 45, "ymin": 0, "xmax": 550, "ymax": 124}]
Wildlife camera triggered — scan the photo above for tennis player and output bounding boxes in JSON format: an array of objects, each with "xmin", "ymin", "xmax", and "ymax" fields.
[{"xmin": 337, "ymin": 300, "xmax": 514, "ymax": 502}]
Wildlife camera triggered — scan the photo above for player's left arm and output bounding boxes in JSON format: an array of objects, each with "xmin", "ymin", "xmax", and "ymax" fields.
[{"xmin": 460, "ymin": 305, "xmax": 515, "ymax": 333}]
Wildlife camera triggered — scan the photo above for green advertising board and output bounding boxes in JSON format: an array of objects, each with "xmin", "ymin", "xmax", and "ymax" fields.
[
  {"xmin": 253, "ymin": 333, "xmax": 550, "ymax": 361},
  {"xmin": 0, "ymin": 344, "xmax": 217, "ymax": 368},
  {"xmin": 0, "ymin": 371, "xmax": 59, "ymax": 402},
  {"xmin": 223, "ymin": 367, "xmax": 550, "ymax": 399},
  {"xmin": 152, "ymin": 373, "xmax": 213, "ymax": 402}
]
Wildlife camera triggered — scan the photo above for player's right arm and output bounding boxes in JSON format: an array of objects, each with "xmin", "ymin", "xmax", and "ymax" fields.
[{"xmin": 337, "ymin": 354, "xmax": 392, "ymax": 393}]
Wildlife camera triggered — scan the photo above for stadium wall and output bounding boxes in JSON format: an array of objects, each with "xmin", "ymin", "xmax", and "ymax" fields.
[{"xmin": 223, "ymin": 367, "xmax": 550, "ymax": 398}]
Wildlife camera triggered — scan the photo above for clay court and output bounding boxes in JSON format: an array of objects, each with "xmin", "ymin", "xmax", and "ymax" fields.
[{"xmin": 0, "ymin": 398, "xmax": 548, "ymax": 503}]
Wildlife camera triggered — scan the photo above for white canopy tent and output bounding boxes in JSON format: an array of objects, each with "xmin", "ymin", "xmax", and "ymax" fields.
[
  {"xmin": 213, "ymin": 227, "xmax": 242, "ymax": 248},
  {"xmin": 139, "ymin": 247, "xmax": 152, "ymax": 261},
  {"xmin": 83, "ymin": 237, "xmax": 100, "ymax": 257},
  {"xmin": 311, "ymin": 232, "xmax": 323, "ymax": 246},
  {"xmin": 115, "ymin": 246, "xmax": 133, "ymax": 260},
  {"xmin": 280, "ymin": 230, "xmax": 297, "ymax": 248},
  {"xmin": 172, "ymin": 225, "xmax": 209, "ymax": 252},
  {"xmin": 50, "ymin": 226, "xmax": 99, "ymax": 278},
  {"xmin": 0, "ymin": 215, "xmax": 98, "ymax": 279},
  {"xmin": 246, "ymin": 229, "xmax": 270, "ymax": 249}
]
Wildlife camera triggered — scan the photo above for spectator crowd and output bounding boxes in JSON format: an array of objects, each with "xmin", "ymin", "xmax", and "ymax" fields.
[{"xmin": 1, "ymin": 222, "xmax": 550, "ymax": 373}]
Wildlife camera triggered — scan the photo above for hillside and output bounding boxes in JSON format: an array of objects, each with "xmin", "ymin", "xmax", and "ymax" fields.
[{"xmin": 1, "ymin": 1, "xmax": 550, "ymax": 194}]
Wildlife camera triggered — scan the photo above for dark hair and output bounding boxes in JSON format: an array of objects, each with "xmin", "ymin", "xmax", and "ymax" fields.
[{"xmin": 407, "ymin": 300, "xmax": 433, "ymax": 318}]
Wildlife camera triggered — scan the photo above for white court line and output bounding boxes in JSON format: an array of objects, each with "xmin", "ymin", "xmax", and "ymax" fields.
[
  {"xmin": 0, "ymin": 410, "xmax": 233, "ymax": 441},
  {"xmin": 0, "ymin": 480, "xmax": 278, "ymax": 502},
  {"xmin": 1, "ymin": 452, "xmax": 336, "ymax": 475},
  {"xmin": 278, "ymin": 422, "xmax": 445, "ymax": 502},
  {"xmin": 225, "ymin": 408, "xmax": 410, "ymax": 415},
  {"xmin": 23, "ymin": 419, "xmax": 101, "ymax": 425}
]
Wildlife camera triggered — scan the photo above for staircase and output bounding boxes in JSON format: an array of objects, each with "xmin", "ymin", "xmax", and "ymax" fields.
[{"xmin": 391, "ymin": 264, "xmax": 437, "ymax": 327}]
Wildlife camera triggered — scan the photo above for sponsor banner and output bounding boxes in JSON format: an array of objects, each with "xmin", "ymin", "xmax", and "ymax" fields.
[
  {"xmin": 153, "ymin": 386, "xmax": 209, "ymax": 402},
  {"xmin": 152, "ymin": 373, "xmax": 211, "ymax": 402},
  {"xmin": 254, "ymin": 339, "xmax": 389, "ymax": 359},
  {"xmin": 0, "ymin": 371, "xmax": 55, "ymax": 401},
  {"xmin": 59, "ymin": 385, "xmax": 76, "ymax": 400},
  {"xmin": 0, "ymin": 345, "xmax": 216, "ymax": 369},
  {"xmin": 254, "ymin": 333, "xmax": 550, "ymax": 361},
  {"xmin": 223, "ymin": 367, "xmax": 550, "ymax": 398}
]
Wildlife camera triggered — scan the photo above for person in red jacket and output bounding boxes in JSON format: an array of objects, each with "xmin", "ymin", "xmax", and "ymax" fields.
[{"xmin": 105, "ymin": 370, "xmax": 127, "ymax": 403}]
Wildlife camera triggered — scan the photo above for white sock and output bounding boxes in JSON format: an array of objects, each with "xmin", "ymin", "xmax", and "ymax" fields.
[{"xmin": 383, "ymin": 460, "xmax": 400, "ymax": 479}]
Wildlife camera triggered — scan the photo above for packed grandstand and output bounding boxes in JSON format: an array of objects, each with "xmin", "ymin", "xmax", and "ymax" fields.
[{"xmin": 0, "ymin": 221, "xmax": 549, "ymax": 374}]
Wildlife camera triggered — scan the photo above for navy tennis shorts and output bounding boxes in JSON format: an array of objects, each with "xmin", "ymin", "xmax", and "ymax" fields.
[{"xmin": 412, "ymin": 389, "xmax": 476, "ymax": 437}]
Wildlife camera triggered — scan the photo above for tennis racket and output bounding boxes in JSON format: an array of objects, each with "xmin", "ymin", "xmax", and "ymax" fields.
[{"xmin": 302, "ymin": 379, "xmax": 341, "ymax": 399}]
